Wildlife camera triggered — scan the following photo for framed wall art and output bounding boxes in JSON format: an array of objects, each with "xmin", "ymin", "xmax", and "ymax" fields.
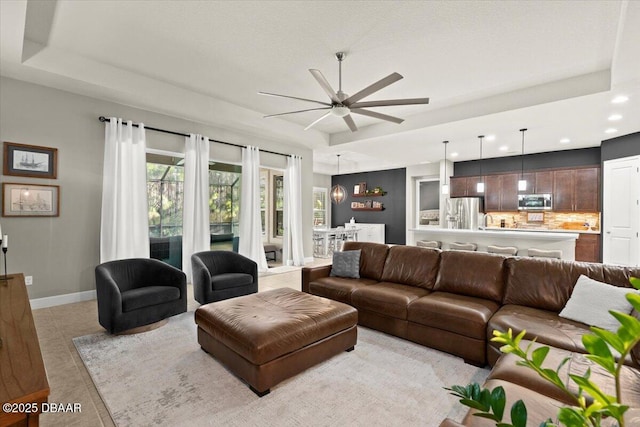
[
  {"xmin": 3, "ymin": 141, "xmax": 58, "ymax": 179},
  {"xmin": 2, "ymin": 183, "xmax": 60, "ymax": 217}
]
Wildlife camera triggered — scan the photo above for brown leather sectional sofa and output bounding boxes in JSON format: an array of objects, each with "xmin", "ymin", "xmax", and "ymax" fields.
[{"xmin": 301, "ymin": 242, "xmax": 640, "ymax": 426}]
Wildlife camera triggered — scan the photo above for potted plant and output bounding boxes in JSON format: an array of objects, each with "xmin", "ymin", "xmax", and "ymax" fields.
[{"xmin": 446, "ymin": 277, "xmax": 640, "ymax": 427}]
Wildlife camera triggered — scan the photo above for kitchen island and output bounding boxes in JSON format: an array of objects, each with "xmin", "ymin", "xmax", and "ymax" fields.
[{"xmin": 407, "ymin": 227, "xmax": 580, "ymax": 260}]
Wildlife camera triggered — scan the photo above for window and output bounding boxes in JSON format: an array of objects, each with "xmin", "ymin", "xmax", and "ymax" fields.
[
  {"xmin": 146, "ymin": 152, "xmax": 241, "ymax": 268},
  {"xmin": 416, "ymin": 178, "xmax": 440, "ymax": 227},
  {"xmin": 313, "ymin": 187, "xmax": 328, "ymax": 227},
  {"xmin": 274, "ymin": 175, "xmax": 284, "ymax": 237}
]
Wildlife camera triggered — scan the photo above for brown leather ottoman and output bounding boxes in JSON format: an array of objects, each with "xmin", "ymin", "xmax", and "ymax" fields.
[{"xmin": 195, "ymin": 287, "xmax": 358, "ymax": 396}]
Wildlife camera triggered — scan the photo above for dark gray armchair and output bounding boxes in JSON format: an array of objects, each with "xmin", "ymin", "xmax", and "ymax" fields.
[
  {"xmin": 95, "ymin": 258, "xmax": 187, "ymax": 334},
  {"xmin": 191, "ymin": 251, "xmax": 258, "ymax": 304}
]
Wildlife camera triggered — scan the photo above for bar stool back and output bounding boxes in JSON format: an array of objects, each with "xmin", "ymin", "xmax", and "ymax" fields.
[
  {"xmin": 528, "ymin": 248, "xmax": 562, "ymax": 259},
  {"xmin": 487, "ymin": 245, "xmax": 518, "ymax": 256},
  {"xmin": 449, "ymin": 242, "xmax": 478, "ymax": 251},
  {"xmin": 416, "ymin": 240, "xmax": 441, "ymax": 249}
]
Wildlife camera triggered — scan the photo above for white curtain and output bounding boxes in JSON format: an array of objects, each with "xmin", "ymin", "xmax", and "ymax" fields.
[
  {"xmin": 182, "ymin": 134, "xmax": 210, "ymax": 283},
  {"xmin": 239, "ymin": 146, "xmax": 268, "ymax": 272},
  {"xmin": 100, "ymin": 118, "xmax": 150, "ymax": 263},
  {"xmin": 283, "ymin": 155, "xmax": 305, "ymax": 265}
]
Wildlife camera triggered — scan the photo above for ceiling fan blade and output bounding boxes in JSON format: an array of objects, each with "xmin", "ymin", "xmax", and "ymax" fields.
[
  {"xmin": 309, "ymin": 69, "xmax": 340, "ymax": 103},
  {"xmin": 350, "ymin": 108, "xmax": 404, "ymax": 124},
  {"xmin": 342, "ymin": 72, "xmax": 403, "ymax": 106},
  {"xmin": 304, "ymin": 111, "xmax": 333, "ymax": 131},
  {"xmin": 343, "ymin": 114, "xmax": 358, "ymax": 132},
  {"xmin": 264, "ymin": 107, "xmax": 331, "ymax": 118},
  {"xmin": 349, "ymin": 97, "xmax": 430, "ymax": 108},
  {"xmin": 258, "ymin": 91, "xmax": 331, "ymax": 107}
]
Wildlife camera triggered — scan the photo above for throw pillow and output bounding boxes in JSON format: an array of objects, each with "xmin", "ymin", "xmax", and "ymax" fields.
[
  {"xmin": 330, "ymin": 250, "xmax": 361, "ymax": 279},
  {"xmin": 559, "ymin": 274, "xmax": 636, "ymax": 332}
]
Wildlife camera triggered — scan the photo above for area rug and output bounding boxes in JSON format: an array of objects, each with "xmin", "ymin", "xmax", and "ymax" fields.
[{"xmin": 73, "ymin": 312, "xmax": 488, "ymax": 427}]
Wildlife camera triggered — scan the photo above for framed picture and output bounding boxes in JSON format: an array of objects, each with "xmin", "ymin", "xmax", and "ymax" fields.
[
  {"xmin": 2, "ymin": 183, "xmax": 60, "ymax": 217},
  {"xmin": 358, "ymin": 182, "xmax": 367, "ymax": 194},
  {"xmin": 3, "ymin": 141, "xmax": 58, "ymax": 179},
  {"xmin": 353, "ymin": 184, "xmax": 360, "ymax": 195}
]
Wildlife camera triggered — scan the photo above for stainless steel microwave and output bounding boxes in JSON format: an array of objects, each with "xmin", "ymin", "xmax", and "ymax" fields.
[{"xmin": 518, "ymin": 194, "xmax": 552, "ymax": 210}]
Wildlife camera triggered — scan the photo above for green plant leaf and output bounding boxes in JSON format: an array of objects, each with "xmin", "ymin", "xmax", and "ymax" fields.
[
  {"xmin": 460, "ymin": 398, "xmax": 490, "ymax": 412},
  {"xmin": 603, "ymin": 402, "xmax": 629, "ymax": 422},
  {"xmin": 629, "ymin": 276, "xmax": 640, "ymax": 290},
  {"xmin": 569, "ymin": 373, "xmax": 614, "ymax": 405},
  {"xmin": 473, "ymin": 412, "xmax": 500, "ymax": 421},
  {"xmin": 584, "ymin": 354, "xmax": 616, "ymax": 374},
  {"xmin": 627, "ymin": 292, "xmax": 640, "ymax": 312},
  {"xmin": 491, "ymin": 386, "xmax": 506, "ymax": 420},
  {"xmin": 557, "ymin": 407, "xmax": 588, "ymax": 427},
  {"xmin": 590, "ymin": 328, "xmax": 625, "ymax": 353},
  {"xmin": 531, "ymin": 346, "xmax": 549, "ymax": 367},
  {"xmin": 510, "ymin": 400, "xmax": 527, "ymax": 427},
  {"xmin": 582, "ymin": 334, "xmax": 613, "ymax": 359},
  {"xmin": 610, "ymin": 311, "xmax": 640, "ymax": 338}
]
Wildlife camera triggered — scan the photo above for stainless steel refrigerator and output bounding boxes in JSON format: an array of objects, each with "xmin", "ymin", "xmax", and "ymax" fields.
[{"xmin": 446, "ymin": 197, "xmax": 482, "ymax": 230}]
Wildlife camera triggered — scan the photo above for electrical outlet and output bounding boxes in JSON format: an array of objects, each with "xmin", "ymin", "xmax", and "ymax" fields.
[{"xmin": 25, "ymin": 276, "xmax": 33, "ymax": 286}]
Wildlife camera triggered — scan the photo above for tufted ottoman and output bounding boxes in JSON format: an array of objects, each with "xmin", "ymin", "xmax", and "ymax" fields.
[{"xmin": 195, "ymin": 287, "xmax": 358, "ymax": 396}]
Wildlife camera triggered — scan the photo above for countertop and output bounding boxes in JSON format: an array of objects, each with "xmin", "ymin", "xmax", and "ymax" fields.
[
  {"xmin": 409, "ymin": 227, "xmax": 580, "ymax": 240},
  {"xmin": 484, "ymin": 227, "xmax": 601, "ymax": 235}
]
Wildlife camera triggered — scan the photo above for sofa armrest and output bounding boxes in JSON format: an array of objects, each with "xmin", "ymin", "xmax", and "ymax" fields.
[{"xmin": 301, "ymin": 265, "xmax": 332, "ymax": 293}]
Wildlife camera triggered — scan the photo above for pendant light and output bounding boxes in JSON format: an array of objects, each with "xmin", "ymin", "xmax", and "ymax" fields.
[
  {"xmin": 518, "ymin": 128, "xmax": 528, "ymax": 191},
  {"xmin": 441, "ymin": 140, "xmax": 450, "ymax": 195},
  {"xmin": 476, "ymin": 135, "xmax": 485, "ymax": 193},
  {"xmin": 330, "ymin": 154, "xmax": 347, "ymax": 204}
]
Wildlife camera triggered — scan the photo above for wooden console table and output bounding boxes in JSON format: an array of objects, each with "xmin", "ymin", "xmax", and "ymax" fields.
[{"xmin": 0, "ymin": 273, "xmax": 50, "ymax": 427}]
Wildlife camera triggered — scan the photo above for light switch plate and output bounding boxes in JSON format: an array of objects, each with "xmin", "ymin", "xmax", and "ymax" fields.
[{"xmin": 25, "ymin": 276, "xmax": 33, "ymax": 286}]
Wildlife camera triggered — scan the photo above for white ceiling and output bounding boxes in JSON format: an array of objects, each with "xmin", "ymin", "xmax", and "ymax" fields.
[{"xmin": 1, "ymin": 0, "xmax": 639, "ymax": 175}]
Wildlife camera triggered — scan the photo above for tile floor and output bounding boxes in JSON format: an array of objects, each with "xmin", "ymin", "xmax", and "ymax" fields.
[{"xmin": 31, "ymin": 259, "xmax": 330, "ymax": 426}]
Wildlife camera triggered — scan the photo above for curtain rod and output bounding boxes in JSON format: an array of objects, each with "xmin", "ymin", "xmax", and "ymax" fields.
[{"xmin": 98, "ymin": 116, "xmax": 295, "ymax": 158}]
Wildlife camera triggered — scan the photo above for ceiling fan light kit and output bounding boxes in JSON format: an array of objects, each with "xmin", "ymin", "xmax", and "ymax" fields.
[{"xmin": 260, "ymin": 52, "xmax": 429, "ymax": 132}]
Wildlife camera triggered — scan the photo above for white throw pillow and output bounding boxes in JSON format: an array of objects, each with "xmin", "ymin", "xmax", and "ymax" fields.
[{"xmin": 559, "ymin": 274, "xmax": 636, "ymax": 332}]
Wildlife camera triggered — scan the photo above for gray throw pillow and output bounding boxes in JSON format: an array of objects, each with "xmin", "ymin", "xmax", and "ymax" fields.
[
  {"xmin": 559, "ymin": 274, "xmax": 636, "ymax": 332},
  {"xmin": 330, "ymin": 250, "xmax": 361, "ymax": 279}
]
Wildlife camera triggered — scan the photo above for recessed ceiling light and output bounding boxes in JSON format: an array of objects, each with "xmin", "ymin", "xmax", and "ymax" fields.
[
  {"xmin": 419, "ymin": 160, "xmax": 431, "ymax": 164},
  {"xmin": 499, "ymin": 145, "xmax": 508, "ymax": 151},
  {"xmin": 605, "ymin": 128, "xmax": 618, "ymax": 134},
  {"xmin": 608, "ymin": 114, "xmax": 622, "ymax": 121},
  {"xmin": 450, "ymin": 152, "xmax": 459, "ymax": 158},
  {"xmin": 485, "ymin": 135, "xmax": 496, "ymax": 141},
  {"xmin": 611, "ymin": 95, "xmax": 629, "ymax": 104},
  {"xmin": 560, "ymin": 138, "xmax": 571, "ymax": 144}
]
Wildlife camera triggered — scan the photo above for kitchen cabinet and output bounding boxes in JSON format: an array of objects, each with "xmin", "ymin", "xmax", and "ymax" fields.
[
  {"xmin": 521, "ymin": 171, "xmax": 554, "ymax": 194},
  {"xmin": 553, "ymin": 167, "xmax": 600, "ymax": 212},
  {"xmin": 575, "ymin": 233, "xmax": 600, "ymax": 262},
  {"xmin": 450, "ymin": 176, "xmax": 484, "ymax": 198},
  {"xmin": 345, "ymin": 223, "xmax": 385, "ymax": 244},
  {"xmin": 485, "ymin": 173, "xmax": 518, "ymax": 211}
]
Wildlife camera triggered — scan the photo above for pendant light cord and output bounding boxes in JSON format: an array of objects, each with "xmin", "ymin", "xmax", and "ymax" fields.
[
  {"xmin": 478, "ymin": 135, "xmax": 484, "ymax": 182},
  {"xmin": 520, "ymin": 128, "xmax": 527, "ymax": 180}
]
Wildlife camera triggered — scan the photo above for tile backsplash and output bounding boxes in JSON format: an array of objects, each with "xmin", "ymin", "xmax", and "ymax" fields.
[{"xmin": 485, "ymin": 211, "xmax": 601, "ymax": 231}]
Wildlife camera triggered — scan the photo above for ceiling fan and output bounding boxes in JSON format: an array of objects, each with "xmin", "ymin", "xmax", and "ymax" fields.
[{"xmin": 259, "ymin": 52, "xmax": 429, "ymax": 132}]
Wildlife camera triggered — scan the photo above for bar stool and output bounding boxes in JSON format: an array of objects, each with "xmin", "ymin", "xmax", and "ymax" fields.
[
  {"xmin": 416, "ymin": 240, "xmax": 441, "ymax": 249},
  {"xmin": 449, "ymin": 242, "xmax": 478, "ymax": 251},
  {"xmin": 528, "ymin": 248, "xmax": 562, "ymax": 259},
  {"xmin": 487, "ymin": 245, "xmax": 518, "ymax": 256}
]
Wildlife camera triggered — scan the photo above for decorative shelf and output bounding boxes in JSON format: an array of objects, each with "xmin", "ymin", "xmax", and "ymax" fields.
[
  {"xmin": 351, "ymin": 207, "xmax": 384, "ymax": 211},
  {"xmin": 352, "ymin": 192, "xmax": 386, "ymax": 197}
]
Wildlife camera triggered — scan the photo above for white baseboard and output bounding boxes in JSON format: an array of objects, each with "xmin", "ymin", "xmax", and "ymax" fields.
[{"xmin": 30, "ymin": 290, "xmax": 96, "ymax": 310}]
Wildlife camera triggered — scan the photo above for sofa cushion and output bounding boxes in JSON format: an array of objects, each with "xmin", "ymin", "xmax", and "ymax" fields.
[
  {"xmin": 330, "ymin": 249, "xmax": 361, "ymax": 279},
  {"xmin": 342, "ymin": 242, "xmax": 389, "ymax": 281},
  {"xmin": 211, "ymin": 273, "xmax": 254, "ymax": 291},
  {"xmin": 488, "ymin": 304, "xmax": 590, "ymax": 354},
  {"xmin": 380, "ymin": 245, "xmax": 440, "ymax": 289},
  {"xmin": 309, "ymin": 276, "xmax": 378, "ymax": 304},
  {"xmin": 408, "ymin": 292, "xmax": 499, "ymax": 340},
  {"xmin": 559, "ymin": 274, "xmax": 637, "ymax": 332},
  {"xmin": 502, "ymin": 257, "xmax": 606, "ymax": 312},
  {"xmin": 351, "ymin": 282, "xmax": 429, "ymax": 320},
  {"xmin": 488, "ymin": 340, "xmax": 640, "ymax": 407},
  {"xmin": 121, "ymin": 286, "xmax": 180, "ymax": 312},
  {"xmin": 433, "ymin": 251, "xmax": 507, "ymax": 303}
]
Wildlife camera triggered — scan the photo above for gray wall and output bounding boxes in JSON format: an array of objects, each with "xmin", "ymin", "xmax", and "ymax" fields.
[
  {"xmin": 331, "ymin": 168, "xmax": 406, "ymax": 244},
  {"xmin": 601, "ymin": 132, "xmax": 640, "ymax": 161},
  {"xmin": 419, "ymin": 181, "xmax": 440, "ymax": 210},
  {"xmin": 0, "ymin": 77, "xmax": 314, "ymax": 299},
  {"xmin": 453, "ymin": 147, "xmax": 601, "ymax": 176}
]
